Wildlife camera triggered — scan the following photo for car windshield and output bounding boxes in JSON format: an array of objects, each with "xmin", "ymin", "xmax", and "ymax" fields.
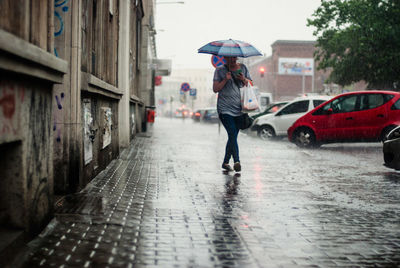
[
  {"xmin": 277, "ymin": 100, "xmax": 309, "ymax": 115},
  {"xmin": 264, "ymin": 103, "xmax": 287, "ymax": 113}
]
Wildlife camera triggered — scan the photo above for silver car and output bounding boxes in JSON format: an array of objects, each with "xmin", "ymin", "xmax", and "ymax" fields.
[{"xmin": 383, "ymin": 126, "xmax": 400, "ymax": 170}]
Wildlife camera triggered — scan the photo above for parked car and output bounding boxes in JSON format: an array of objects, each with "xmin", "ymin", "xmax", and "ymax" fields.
[
  {"xmin": 175, "ymin": 107, "xmax": 192, "ymax": 118},
  {"xmin": 252, "ymin": 95, "xmax": 332, "ymax": 140},
  {"xmin": 202, "ymin": 108, "xmax": 219, "ymax": 123},
  {"xmin": 383, "ymin": 125, "xmax": 400, "ymax": 170},
  {"xmin": 192, "ymin": 109, "xmax": 204, "ymax": 122},
  {"xmin": 192, "ymin": 107, "xmax": 219, "ymax": 123},
  {"xmin": 249, "ymin": 101, "xmax": 289, "ymax": 120},
  {"xmin": 288, "ymin": 91, "xmax": 400, "ymax": 148}
]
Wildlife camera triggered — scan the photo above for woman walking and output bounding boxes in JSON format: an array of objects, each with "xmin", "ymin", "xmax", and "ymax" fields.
[{"xmin": 213, "ymin": 56, "xmax": 252, "ymax": 172}]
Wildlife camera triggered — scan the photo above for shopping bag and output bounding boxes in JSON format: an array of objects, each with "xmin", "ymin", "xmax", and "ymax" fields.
[{"xmin": 240, "ymin": 84, "xmax": 259, "ymax": 112}]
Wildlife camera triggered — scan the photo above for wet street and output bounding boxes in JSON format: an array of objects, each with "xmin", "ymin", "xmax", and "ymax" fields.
[{"xmin": 19, "ymin": 117, "xmax": 400, "ymax": 267}]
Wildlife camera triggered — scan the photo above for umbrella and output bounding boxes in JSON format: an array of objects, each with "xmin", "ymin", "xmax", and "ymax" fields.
[{"xmin": 198, "ymin": 39, "xmax": 262, "ymax": 58}]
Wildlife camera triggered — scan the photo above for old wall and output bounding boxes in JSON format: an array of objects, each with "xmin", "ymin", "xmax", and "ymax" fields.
[
  {"xmin": 80, "ymin": 0, "xmax": 121, "ymax": 186},
  {"xmin": 82, "ymin": 91, "xmax": 119, "ymax": 185},
  {"xmin": 0, "ymin": 0, "xmax": 67, "ymax": 234},
  {"xmin": 0, "ymin": 74, "xmax": 57, "ymax": 233},
  {"xmin": 0, "ymin": 76, "xmax": 27, "ymax": 229},
  {"xmin": 22, "ymin": 79, "xmax": 54, "ymax": 233},
  {"xmin": 129, "ymin": 2, "xmax": 143, "ymax": 99},
  {"xmin": 129, "ymin": 1, "xmax": 145, "ymax": 138},
  {"xmin": 0, "ymin": 0, "xmax": 155, "ymax": 237},
  {"xmin": 53, "ymin": 0, "xmax": 74, "ymax": 193},
  {"xmin": 0, "ymin": 0, "xmax": 53, "ymax": 53},
  {"xmin": 81, "ymin": 0, "xmax": 119, "ymax": 85},
  {"xmin": 129, "ymin": 102, "xmax": 141, "ymax": 140}
]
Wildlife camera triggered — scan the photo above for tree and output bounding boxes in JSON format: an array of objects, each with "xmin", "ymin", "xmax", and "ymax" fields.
[{"xmin": 307, "ymin": 0, "xmax": 400, "ymax": 90}]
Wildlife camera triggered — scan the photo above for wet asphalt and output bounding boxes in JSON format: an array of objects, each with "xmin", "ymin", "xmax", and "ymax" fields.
[{"xmin": 18, "ymin": 117, "xmax": 400, "ymax": 267}]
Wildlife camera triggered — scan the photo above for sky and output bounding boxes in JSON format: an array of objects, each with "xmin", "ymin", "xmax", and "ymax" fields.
[{"xmin": 155, "ymin": 0, "xmax": 322, "ymax": 70}]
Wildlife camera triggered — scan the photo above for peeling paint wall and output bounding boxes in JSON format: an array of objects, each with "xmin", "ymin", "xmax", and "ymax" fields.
[
  {"xmin": 0, "ymin": 80, "xmax": 24, "ymax": 143},
  {"xmin": 53, "ymin": 0, "xmax": 72, "ymax": 193},
  {"xmin": 0, "ymin": 76, "xmax": 53, "ymax": 233},
  {"xmin": 130, "ymin": 103, "xmax": 141, "ymax": 141},
  {"xmin": 0, "ymin": 0, "xmax": 154, "ymax": 236},
  {"xmin": 83, "ymin": 99, "xmax": 93, "ymax": 165},
  {"xmin": 101, "ymin": 107, "xmax": 112, "ymax": 149},
  {"xmin": 82, "ymin": 94, "xmax": 119, "ymax": 185},
  {"xmin": 52, "ymin": 0, "xmax": 82, "ymax": 194},
  {"xmin": 24, "ymin": 82, "xmax": 53, "ymax": 234}
]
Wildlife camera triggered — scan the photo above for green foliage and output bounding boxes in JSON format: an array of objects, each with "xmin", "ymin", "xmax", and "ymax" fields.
[{"xmin": 307, "ymin": 0, "xmax": 400, "ymax": 89}]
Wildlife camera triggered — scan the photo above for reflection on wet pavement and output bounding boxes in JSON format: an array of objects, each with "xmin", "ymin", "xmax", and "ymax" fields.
[{"xmin": 19, "ymin": 118, "xmax": 400, "ymax": 267}]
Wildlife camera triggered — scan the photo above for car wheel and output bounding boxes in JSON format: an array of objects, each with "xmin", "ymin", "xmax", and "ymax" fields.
[
  {"xmin": 380, "ymin": 125, "xmax": 398, "ymax": 142},
  {"xmin": 293, "ymin": 127, "xmax": 318, "ymax": 148},
  {"xmin": 258, "ymin": 125, "xmax": 276, "ymax": 140}
]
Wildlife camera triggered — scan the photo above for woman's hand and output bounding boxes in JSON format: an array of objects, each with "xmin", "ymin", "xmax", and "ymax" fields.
[{"xmin": 237, "ymin": 73, "xmax": 248, "ymax": 86}]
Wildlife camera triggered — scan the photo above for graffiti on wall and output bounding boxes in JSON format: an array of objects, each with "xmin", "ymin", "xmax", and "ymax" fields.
[
  {"xmin": 101, "ymin": 107, "xmax": 112, "ymax": 149},
  {"xmin": 0, "ymin": 81, "xmax": 25, "ymax": 142},
  {"xmin": 83, "ymin": 99, "xmax": 93, "ymax": 164},
  {"xmin": 54, "ymin": 0, "xmax": 70, "ymax": 57},
  {"xmin": 53, "ymin": 93, "xmax": 65, "ymax": 143},
  {"xmin": 53, "ymin": 0, "xmax": 69, "ymax": 143}
]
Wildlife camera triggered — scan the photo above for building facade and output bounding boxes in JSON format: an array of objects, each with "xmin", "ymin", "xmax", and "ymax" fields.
[
  {"xmin": 247, "ymin": 40, "xmax": 367, "ymax": 102},
  {"xmin": 0, "ymin": 0, "xmax": 164, "ymax": 248}
]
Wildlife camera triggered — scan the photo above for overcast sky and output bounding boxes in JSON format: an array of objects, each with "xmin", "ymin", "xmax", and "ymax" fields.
[{"xmin": 155, "ymin": 0, "xmax": 322, "ymax": 70}]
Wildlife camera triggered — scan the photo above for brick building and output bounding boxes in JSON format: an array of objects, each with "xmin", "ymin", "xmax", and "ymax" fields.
[{"xmin": 246, "ymin": 40, "xmax": 366, "ymax": 102}]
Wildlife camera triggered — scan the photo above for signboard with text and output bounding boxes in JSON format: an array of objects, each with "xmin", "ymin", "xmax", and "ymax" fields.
[{"xmin": 278, "ymin": 58, "xmax": 314, "ymax": 76}]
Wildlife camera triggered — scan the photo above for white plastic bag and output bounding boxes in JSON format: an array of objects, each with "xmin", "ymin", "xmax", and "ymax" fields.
[{"xmin": 240, "ymin": 84, "xmax": 259, "ymax": 112}]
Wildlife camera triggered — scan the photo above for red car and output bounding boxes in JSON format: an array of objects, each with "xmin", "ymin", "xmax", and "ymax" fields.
[{"xmin": 288, "ymin": 91, "xmax": 400, "ymax": 148}]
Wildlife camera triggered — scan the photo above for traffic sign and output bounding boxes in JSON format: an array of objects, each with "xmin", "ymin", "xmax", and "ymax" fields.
[
  {"xmin": 211, "ymin": 55, "xmax": 226, "ymax": 68},
  {"xmin": 189, "ymin": 88, "xmax": 197, "ymax": 96},
  {"xmin": 181, "ymin": 82, "xmax": 190, "ymax": 92}
]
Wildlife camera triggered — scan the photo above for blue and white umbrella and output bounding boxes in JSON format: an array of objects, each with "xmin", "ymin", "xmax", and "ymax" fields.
[{"xmin": 198, "ymin": 39, "xmax": 262, "ymax": 58}]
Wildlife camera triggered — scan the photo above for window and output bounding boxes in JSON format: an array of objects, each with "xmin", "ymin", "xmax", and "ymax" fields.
[
  {"xmin": 313, "ymin": 100, "xmax": 327, "ymax": 108},
  {"xmin": 277, "ymin": 100, "xmax": 309, "ymax": 116},
  {"xmin": 359, "ymin": 94, "xmax": 385, "ymax": 110},
  {"xmin": 392, "ymin": 99, "xmax": 400, "ymax": 110},
  {"xmin": 207, "ymin": 109, "xmax": 217, "ymax": 116},
  {"xmin": 314, "ymin": 95, "xmax": 357, "ymax": 115},
  {"xmin": 330, "ymin": 95, "xmax": 357, "ymax": 113}
]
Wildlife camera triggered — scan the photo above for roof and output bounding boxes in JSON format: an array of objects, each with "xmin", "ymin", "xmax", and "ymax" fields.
[
  {"xmin": 339, "ymin": 90, "xmax": 400, "ymax": 95},
  {"xmin": 248, "ymin": 56, "xmax": 271, "ymax": 67},
  {"xmin": 271, "ymin": 40, "xmax": 317, "ymax": 46},
  {"xmin": 291, "ymin": 95, "xmax": 332, "ymax": 101}
]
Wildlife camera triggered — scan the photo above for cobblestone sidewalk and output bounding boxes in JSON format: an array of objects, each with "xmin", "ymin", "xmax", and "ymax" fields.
[{"xmin": 15, "ymin": 118, "xmax": 400, "ymax": 267}]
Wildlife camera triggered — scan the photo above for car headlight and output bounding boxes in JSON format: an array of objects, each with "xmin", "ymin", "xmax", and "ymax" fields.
[{"xmin": 253, "ymin": 118, "xmax": 259, "ymax": 125}]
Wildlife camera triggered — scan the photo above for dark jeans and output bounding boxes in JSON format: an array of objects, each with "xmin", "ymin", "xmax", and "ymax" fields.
[{"xmin": 219, "ymin": 113, "xmax": 240, "ymax": 164}]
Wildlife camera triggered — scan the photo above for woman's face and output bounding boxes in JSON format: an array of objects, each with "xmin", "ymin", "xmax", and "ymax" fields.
[{"xmin": 224, "ymin": 56, "xmax": 237, "ymax": 65}]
